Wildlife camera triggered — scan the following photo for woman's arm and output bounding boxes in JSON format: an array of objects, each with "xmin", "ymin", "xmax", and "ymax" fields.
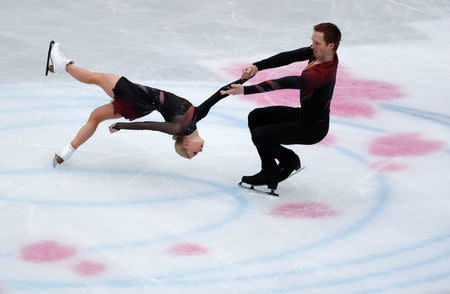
[
  {"xmin": 109, "ymin": 121, "xmax": 184, "ymax": 135},
  {"xmin": 193, "ymin": 78, "xmax": 247, "ymax": 122}
]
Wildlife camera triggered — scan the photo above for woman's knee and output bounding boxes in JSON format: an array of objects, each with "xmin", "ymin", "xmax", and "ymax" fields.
[
  {"xmin": 88, "ymin": 111, "xmax": 102, "ymax": 125},
  {"xmin": 88, "ymin": 106, "xmax": 111, "ymax": 124}
]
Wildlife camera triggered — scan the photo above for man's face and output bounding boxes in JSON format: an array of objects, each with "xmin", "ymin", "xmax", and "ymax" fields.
[{"xmin": 311, "ymin": 31, "xmax": 334, "ymax": 60}]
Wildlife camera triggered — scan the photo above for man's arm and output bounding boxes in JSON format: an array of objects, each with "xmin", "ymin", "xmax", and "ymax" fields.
[
  {"xmin": 253, "ymin": 46, "xmax": 313, "ymax": 71},
  {"xmin": 109, "ymin": 121, "xmax": 184, "ymax": 136},
  {"xmin": 221, "ymin": 71, "xmax": 324, "ymax": 95}
]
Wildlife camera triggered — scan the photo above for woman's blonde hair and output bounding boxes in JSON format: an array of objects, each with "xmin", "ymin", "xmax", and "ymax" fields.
[{"xmin": 172, "ymin": 135, "xmax": 192, "ymax": 159}]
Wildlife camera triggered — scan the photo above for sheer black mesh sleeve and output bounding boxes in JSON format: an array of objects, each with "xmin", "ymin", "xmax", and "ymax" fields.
[
  {"xmin": 113, "ymin": 120, "xmax": 184, "ymax": 135},
  {"xmin": 193, "ymin": 78, "xmax": 247, "ymax": 122}
]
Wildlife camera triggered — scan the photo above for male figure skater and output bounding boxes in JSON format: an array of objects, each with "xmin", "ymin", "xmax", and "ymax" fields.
[{"xmin": 222, "ymin": 23, "xmax": 341, "ymax": 194}]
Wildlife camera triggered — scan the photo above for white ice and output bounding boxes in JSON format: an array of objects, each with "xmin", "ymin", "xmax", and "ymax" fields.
[{"xmin": 0, "ymin": 1, "xmax": 450, "ymax": 294}]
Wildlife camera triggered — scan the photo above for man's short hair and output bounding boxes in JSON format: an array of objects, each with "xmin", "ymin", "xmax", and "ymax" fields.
[{"xmin": 314, "ymin": 23, "xmax": 342, "ymax": 51}]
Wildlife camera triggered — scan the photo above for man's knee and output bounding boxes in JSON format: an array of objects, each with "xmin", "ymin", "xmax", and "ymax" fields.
[
  {"xmin": 251, "ymin": 127, "xmax": 267, "ymax": 146},
  {"xmin": 248, "ymin": 108, "xmax": 264, "ymax": 129}
]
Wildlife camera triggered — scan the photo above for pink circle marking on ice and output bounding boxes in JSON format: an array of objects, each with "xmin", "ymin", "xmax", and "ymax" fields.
[
  {"xmin": 73, "ymin": 260, "xmax": 106, "ymax": 276},
  {"xmin": 168, "ymin": 243, "xmax": 208, "ymax": 256},
  {"xmin": 370, "ymin": 160, "xmax": 408, "ymax": 172},
  {"xmin": 271, "ymin": 203, "xmax": 338, "ymax": 218},
  {"xmin": 369, "ymin": 133, "xmax": 443, "ymax": 156},
  {"xmin": 334, "ymin": 68, "xmax": 404, "ymax": 101},
  {"xmin": 222, "ymin": 63, "xmax": 403, "ymax": 118},
  {"xmin": 318, "ymin": 134, "xmax": 337, "ymax": 146},
  {"xmin": 21, "ymin": 241, "xmax": 76, "ymax": 263},
  {"xmin": 331, "ymin": 100, "xmax": 375, "ymax": 118}
]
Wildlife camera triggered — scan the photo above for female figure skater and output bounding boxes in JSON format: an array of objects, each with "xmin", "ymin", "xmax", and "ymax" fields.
[{"xmin": 47, "ymin": 41, "xmax": 245, "ymax": 166}]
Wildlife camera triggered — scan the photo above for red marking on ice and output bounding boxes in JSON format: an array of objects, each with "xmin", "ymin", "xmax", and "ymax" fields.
[
  {"xmin": 21, "ymin": 241, "xmax": 76, "ymax": 263},
  {"xmin": 370, "ymin": 160, "xmax": 408, "ymax": 172},
  {"xmin": 222, "ymin": 63, "xmax": 403, "ymax": 118},
  {"xmin": 318, "ymin": 134, "xmax": 337, "ymax": 146},
  {"xmin": 331, "ymin": 100, "xmax": 375, "ymax": 118},
  {"xmin": 73, "ymin": 260, "xmax": 106, "ymax": 276},
  {"xmin": 369, "ymin": 133, "xmax": 443, "ymax": 156},
  {"xmin": 271, "ymin": 203, "xmax": 338, "ymax": 218},
  {"xmin": 334, "ymin": 69, "xmax": 404, "ymax": 101},
  {"xmin": 168, "ymin": 243, "xmax": 208, "ymax": 256}
]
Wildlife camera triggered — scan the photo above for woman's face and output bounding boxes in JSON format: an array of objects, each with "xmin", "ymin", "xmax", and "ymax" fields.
[{"xmin": 184, "ymin": 136, "xmax": 204, "ymax": 157}]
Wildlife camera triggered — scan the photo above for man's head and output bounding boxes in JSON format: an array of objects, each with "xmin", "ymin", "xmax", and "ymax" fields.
[
  {"xmin": 311, "ymin": 23, "xmax": 341, "ymax": 60},
  {"xmin": 173, "ymin": 132, "xmax": 204, "ymax": 159}
]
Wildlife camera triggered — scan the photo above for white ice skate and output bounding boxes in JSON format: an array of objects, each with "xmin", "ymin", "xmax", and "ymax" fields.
[
  {"xmin": 53, "ymin": 143, "xmax": 75, "ymax": 168},
  {"xmin": 46, "ymin": 41, "xmax": 73, "ymax": 75}
]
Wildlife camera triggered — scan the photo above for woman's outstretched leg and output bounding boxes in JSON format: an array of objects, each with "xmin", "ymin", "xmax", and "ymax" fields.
[
  {"xmin": 49, "ymin": 42, "xmax": 120, "ymax": 98},
  {"xmin": 66, "ymin": 64, "xmax": 120, "ymax": 99},
  {"xmin": 54, "ymin": 103, "xmax": 122, "ymax": 167}
]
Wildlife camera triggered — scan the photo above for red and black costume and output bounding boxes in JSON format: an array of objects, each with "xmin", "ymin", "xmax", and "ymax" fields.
[
  {"xmin": 243, "ymin": 46, "xmax": 338, "ymax": 188},
  {"xmin": 111, "ymin": 77, "xmax": 246, "ymax": 135}
]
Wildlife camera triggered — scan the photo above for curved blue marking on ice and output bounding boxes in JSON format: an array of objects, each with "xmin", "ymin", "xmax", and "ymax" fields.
[
  {"xmin": 159, "ymin": 231, "xmax": 450, "ymax": 285},
  {"xmin": 0, "ymin": 168, "xmax": 248, "ymax": 257},
  {"xmin": 4, "ymin": 248, "xmax": 450, "ymax": 291},
  {"xmin": 380, "ymin": 103, "xmax": 450, "ymax": 127}
]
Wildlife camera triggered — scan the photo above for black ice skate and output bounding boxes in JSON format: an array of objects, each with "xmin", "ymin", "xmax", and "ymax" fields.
[
  {"xmin": 278, "ymin": 154, "xmax": 302, "ymax": 182},
  {"xmin": 239, "ymin": 168, "xmax": 279, "ymax": 197},
  {"xmin": 45, "ymin": 40, "xmax": 55, "ymax": 76}
]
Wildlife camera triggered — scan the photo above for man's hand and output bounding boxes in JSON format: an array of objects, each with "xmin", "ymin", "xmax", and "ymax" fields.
[
  {"xmin": 109, "ymin": 122, "xmax": 121, "ymax": 133},
  {"xmin": 241, "ymin": 64, "xmax": 258, "ymax": 80},
  {"xmin": 220, "ymin": 84, "xmax": 244, "ymax": 96}
]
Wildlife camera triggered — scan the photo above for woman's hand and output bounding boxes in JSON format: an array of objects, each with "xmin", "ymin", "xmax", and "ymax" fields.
[
  {"xmin": 241, "ymin": 64, "xmax": 258, "ymax": 80},
  {"xmin": 220, "ymin": 84, "xmax": 244, "ymax": 95},
  {"xmin": 109, "ymin": 122, "xmax": 121, "ymax": 133}
]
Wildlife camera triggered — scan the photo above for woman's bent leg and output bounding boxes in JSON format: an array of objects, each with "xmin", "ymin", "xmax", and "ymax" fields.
[
  {"xmin": 71, "ymin": 103, "xmax": 122, "ymax": 149},
  {"xmin": 54, "ymin": 103, "xmax": 122, "ymax": 167}
]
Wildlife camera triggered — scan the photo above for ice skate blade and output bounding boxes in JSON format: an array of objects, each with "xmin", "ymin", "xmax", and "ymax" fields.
[
  {"xmin": 238, "ymin": 182, "xmax": 279, "ymax": 197},
  {"xmin": 45, "ymin": 40, "xmax": 55, "ymax": 76},
  {"xmin": 52, "ymin": 154, "xmax": 63, "ymax": 168},
  {"xmin": 288, "ymin": 166, "xmax": 306, "ymax": 178}
]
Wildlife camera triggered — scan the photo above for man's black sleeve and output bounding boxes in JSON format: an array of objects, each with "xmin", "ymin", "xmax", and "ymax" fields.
[
  {"xmin": 243, "ymin": 76, "xmax": 305, "ymax": 94},
  {"xmin": 253, "ymin": 46, "xmax": 313, "ymax": 71}
]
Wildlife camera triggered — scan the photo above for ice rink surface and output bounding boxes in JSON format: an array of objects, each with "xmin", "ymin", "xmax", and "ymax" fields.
[{"xmin": 1, "ymin": 1, "xmax": 449, "ymax": 293}]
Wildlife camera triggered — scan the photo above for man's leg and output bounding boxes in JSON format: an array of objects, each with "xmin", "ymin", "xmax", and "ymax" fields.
[
  {"xmin": 66, "ymin": 64, "xmax": 120, "ymax": 99},
  {"xmin": 247, "ymin": 106, "xmax": 302, "ymax": 168},
  {"xmin": 252, "ymin": 118, "xmax": 329, "ymax": 182},
  {"xmin": 248, "ymin": 106, "xmax": 299, "ymax": 134},
  {"xmin": 242, "ymin": 107, "xmax": 301, "ymax": 189}
]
